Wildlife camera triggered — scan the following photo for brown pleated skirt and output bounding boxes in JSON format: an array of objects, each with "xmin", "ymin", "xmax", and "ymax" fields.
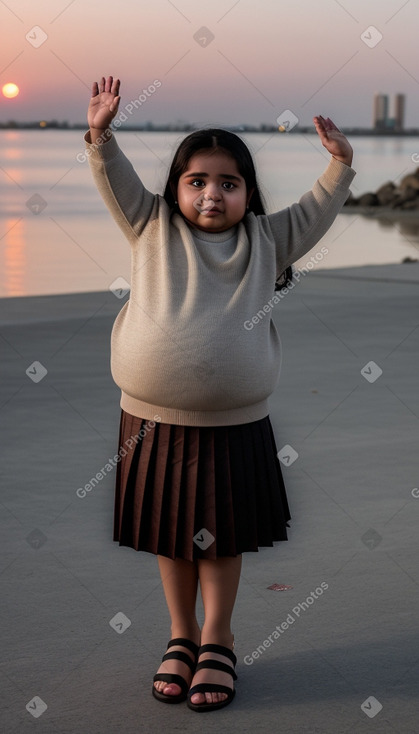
[{"xmin": 113, "ymin": 409, "xmax": 291, "ymax": 561}]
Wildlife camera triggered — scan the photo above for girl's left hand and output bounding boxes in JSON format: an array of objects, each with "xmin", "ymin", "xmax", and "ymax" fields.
[{"xmin": 313, "ymin": 115, "xmax": 353, "ymax": 167}]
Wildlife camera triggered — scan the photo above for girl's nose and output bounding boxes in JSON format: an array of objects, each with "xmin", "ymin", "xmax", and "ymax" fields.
[{"xmin": 204, "ymin": 186, "xmax": 222, "ymax": 200}]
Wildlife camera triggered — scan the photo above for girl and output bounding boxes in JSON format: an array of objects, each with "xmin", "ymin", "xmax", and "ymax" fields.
[{"xmin": 85, "ymin": 76, "xmax": 354, "ymax": 712}]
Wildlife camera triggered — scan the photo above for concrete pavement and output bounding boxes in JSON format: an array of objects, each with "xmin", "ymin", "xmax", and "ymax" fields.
[{"xmin": 1, "ymin": 263, "xmax": 419, "ymax": 734}]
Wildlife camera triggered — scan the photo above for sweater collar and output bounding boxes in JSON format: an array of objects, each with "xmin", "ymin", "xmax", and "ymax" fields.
[{"xmin": 189, "ymin": 224, "xmax": 238, "ymax": 243}]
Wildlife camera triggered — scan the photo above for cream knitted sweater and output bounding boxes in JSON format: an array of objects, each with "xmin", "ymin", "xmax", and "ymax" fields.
[{"xmin": 85, "ymin": 131, "xmax": 355, "ymax": 426}]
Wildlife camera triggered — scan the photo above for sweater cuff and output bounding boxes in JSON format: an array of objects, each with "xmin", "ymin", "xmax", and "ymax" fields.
[
  {"xmin": 321, "ymin": 156, "xmax": 356, "ymax": 190},
  {"xmin": 83, "ymin": 129, "xmax": 120, "ymax": 162}
]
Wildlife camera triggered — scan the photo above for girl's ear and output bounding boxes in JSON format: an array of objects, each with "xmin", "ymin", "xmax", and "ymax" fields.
[
  {"xmin": 246, "ymin": 188, "xmax": 255, "ymax": 208},
  {"xmin": 170, "ymin": 181, "xmax": 178, "ymax": 202}
]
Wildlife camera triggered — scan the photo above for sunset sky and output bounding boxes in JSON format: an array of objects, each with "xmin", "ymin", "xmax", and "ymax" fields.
[{"xmin": 0, "ymin": 0, "xmax": 418, "ymax": 129}]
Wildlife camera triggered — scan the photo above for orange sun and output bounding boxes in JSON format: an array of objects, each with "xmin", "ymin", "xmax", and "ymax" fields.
[{"xmin": 2, "ymin": 83, "xmax": 20, "ymax": 99}]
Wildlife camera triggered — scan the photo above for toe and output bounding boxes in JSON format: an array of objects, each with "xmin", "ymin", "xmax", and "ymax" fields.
[
  {"xmin": 211, "ymin": 691, "xmax": 226, "ymax": 704},
  {"xmin": 163, "ymin": 683, "xmax": 182, "ymax": 696},
  {"xmin": 190, "ymin": 691, "xmax": 228, "ymax": 705},
  {"xmin": 154, "ymin": 681, "xmax": 181, "ymax": 696},
  {"xmin": 190, "ymin": 692, "xmax": 206, "ymax": 704}
]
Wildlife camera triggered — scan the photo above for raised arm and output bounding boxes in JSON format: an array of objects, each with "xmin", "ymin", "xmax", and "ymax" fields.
[
  {"xmin": 266, "ymin": 116, "xmax": 355, "ymax": 274},
  {"xmin": 85, "ymin": 75, "xmax": 158, "ymax": 243}
]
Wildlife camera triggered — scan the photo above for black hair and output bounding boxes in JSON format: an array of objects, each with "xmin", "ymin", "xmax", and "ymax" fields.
[{"xmin": 162, "ymin": 128, "xmax": 292, "ymax": 291}]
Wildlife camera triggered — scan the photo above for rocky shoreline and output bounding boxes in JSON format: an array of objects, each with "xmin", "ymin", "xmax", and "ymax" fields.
[{"xmin": 343, "ymin": 166, "xmax": 419, "ymax": 212}]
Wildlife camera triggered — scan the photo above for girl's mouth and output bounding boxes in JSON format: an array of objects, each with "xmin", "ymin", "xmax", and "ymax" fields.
[{"xmin": 202, "ymin": 207, "xmax": 222, "ymax": 214}]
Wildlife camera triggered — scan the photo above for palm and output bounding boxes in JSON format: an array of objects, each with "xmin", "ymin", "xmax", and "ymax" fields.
[
  {"xmin": 88, "ymin": 76, "xmax": 121, "ymax": 129},
  {"xmin": 322, "ymin": 129, "xmax": 349, "ymax": 157},
  {"xmin": 313, "ymin": 115, "xmax": 353, "ymax": 164}
]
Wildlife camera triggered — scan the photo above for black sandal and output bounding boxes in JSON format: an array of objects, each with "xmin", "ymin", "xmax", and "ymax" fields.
[
  {"xmin": 152, "ymin": 637, "xmax": 199, "ymax": 704},
  {"xmin": 187, "ymin": 643, "xmax": 237, "ymax": 712}
]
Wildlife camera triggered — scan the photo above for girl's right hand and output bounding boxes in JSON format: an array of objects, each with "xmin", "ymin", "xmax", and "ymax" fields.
[{"xmin": 88, "ymin": 75, "xmax": 121, "ymax": 130}]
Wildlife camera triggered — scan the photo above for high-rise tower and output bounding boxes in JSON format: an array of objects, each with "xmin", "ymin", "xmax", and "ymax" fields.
[
  {"xmin": 373, "ymin": 93, "xmax": 389, "ymax": 130},
  {"xmin": 393, "ymin": 94, "xmax": 405, "ymax": 131}
]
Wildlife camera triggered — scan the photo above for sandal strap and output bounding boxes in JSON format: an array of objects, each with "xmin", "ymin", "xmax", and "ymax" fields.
[
  {"xmin": 167, "ymin": 638, "xmax": 199, "ymax": 658},
  {"xmin": 198, "ymin": 643, "xmax": 237, "ymax": 666},
  {"xmin": 153, "ymin": 673, "xmax": 189, "ymax": 695},
  {"xmin": 195, "ymin": 658, "xmax": 237, "ymax": 681},
  {"xmin": 161, "ymin": 650, "xmax": 196, "ymax": 672}
]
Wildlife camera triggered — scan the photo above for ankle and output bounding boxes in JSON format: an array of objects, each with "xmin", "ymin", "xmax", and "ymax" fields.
[
  {"xmin": 170, "ymin": 622, "xmax": 201, "ymax": 645},
  {"xmin": 200, "ymin": 624, "xmax": 234, "ymax": 649}
]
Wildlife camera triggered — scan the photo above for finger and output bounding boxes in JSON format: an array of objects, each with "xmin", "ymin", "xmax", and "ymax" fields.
[
  {"xmin": 326, "ymin": 117, "xmax": 340, "ymax": 131},
  {"xmin": 313, "ymin": 117, "xmax": 327, "ymax": 134},
  {"xmin": 91, "ymin": 81, "xmax": 99, "ymax": 97},
  {"xmin": 111, "ymin": 77, "xmax": 120, "ymax": 96},
  {"xmin": 105, "ymin": 75, "xmax": 113, "ymax": 93},
  {"xmin": 110, "ymin": 95, "xmax": 121, "ymax": 112},
  {"xmin": 321, "ymin": 116, "xmax": 335, "ymax": 131}
]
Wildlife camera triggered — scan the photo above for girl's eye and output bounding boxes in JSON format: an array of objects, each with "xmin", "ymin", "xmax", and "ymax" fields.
[{"xmin": 189, "ymin": 179, "xmax": 236, "ymax": 189}]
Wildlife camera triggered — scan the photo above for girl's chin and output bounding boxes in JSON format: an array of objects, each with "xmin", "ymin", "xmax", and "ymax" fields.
[{"xmin": 181, "ymin": 214, "xmax": 238, "ymax": 233}]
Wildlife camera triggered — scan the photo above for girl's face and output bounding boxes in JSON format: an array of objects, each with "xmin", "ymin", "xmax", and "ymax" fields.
[{"xmin": 176, "ymin": 150, "xmax": 254, "ymax": 233}]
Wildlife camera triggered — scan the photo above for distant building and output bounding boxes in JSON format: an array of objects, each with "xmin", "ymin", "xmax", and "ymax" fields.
[
  {"xmin": 373, "ymin": 93, "xmax": 389, "ymax": 130},
  {"xmin": 394, "ymin": 94, "xmax": 405, "ymax": 132},
  {"xmin": 373, "ymin": 92, "xmax": 405, "ymax": 131}
]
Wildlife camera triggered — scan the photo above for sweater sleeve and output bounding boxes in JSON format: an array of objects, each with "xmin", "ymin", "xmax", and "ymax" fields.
[
  {"xmin": 84, "ymin": 130, "xmax": 160, "ymax": 244},
  {"xmin": 265, "ymin": 157, "xmax": 356, "ymax": 275}
]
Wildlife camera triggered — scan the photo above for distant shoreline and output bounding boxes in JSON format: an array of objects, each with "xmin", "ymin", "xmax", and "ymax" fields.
[
  {"xmin": 1, "ymin": 123, "xmax": 419, "ymax": 136},
  {"xmin": 342, "ymin": 206, "xmax": 419, "ymax": 219}
]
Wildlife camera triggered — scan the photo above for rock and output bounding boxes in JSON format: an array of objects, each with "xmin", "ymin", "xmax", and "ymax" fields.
[
  {"xmin": 400, "ymin": 168, "xmax": 419, "ymax": 190},
  {"xmin": 375, "ymin": 182, "xmax": 396, "ymax": 205},
  {"xmin": 343, "ymin": 192, "xmax": 358, "ymax": 206},
  {"xmin": 357, "ymin": 192, "xmax": 379, "ymax": 206},
  {"xmin": 343, "ymin": 166, "xmax": 419, "ymax": 210},
  {"xmin": 390, "ymin": 186, "xmax": 419, "ymax": 209},
  {"xmin": 400, "ymin": 197, "xmax": 419, "ymax": 210}
]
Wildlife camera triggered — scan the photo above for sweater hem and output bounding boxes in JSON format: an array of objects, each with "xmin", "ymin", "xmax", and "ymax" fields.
[{"xmin": 120, "ymin": 392, "xmax": 269, "ymax": 427}]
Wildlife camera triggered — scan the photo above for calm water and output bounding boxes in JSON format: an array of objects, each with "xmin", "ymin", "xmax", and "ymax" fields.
[{"xmin": 1, "ymin": 129, "xmax": 419, "ymax": 298}]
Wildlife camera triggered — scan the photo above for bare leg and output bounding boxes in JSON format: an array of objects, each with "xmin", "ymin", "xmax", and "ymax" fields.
[
  {"xmin": 189, "ymin": 555, "xmax": 242, "ymax": 706},
  {"xmin": 153, "ymin": 555, "xmax": 201, "ymax": 696}
]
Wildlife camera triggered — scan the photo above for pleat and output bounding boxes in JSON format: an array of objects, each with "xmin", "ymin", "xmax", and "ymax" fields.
[
  {"xmin": 130, "ymin": 422, "xmax": 155, "ymax": 543},
  {"xmin": 176, "ymin": 426, "xmax": 199, "ymax": 559},
  {"xmin": 252, "ymin": 419, "xmax": 275, "ymax": 543},
  {"xmin": 264, "ymin": 419, "xmax": 291, "ymax": 535},
  {"xmin": 143, "ymin": 422, "xmax": 171, "ymax": 552},
  {"xmin": 163, "ymin": 424, "xmax": 185, "ymax": 558},
  {"xmin": 213, "ymin": 427, "xmax": 236, "ymax": 556},
  {"xmin": 113, "ymin": 411, "xmax": 143, "ymax": 543},
  {"xmin": 113, "ymin": 410, "xmax": 126, "ymax": 542},
  {"xmin": 194, "ymin": 427, "xmax": 217, "ymax": 559},
  {"xmin": 227, "ymin": 425, "xmax": 255, "ymax": 551},
  {"xmin": 236, "ymin": 423, "xmax": 260, "ymax": 550}
]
